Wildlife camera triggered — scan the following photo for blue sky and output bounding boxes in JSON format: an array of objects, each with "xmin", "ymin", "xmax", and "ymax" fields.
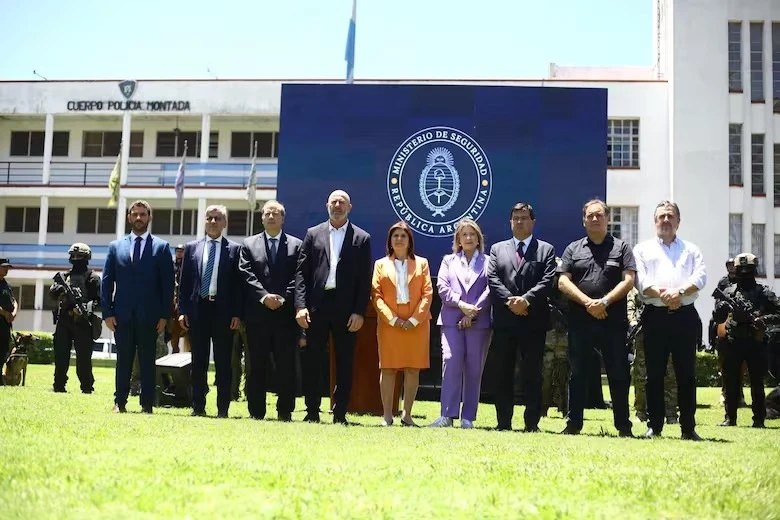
[{"xmin": 0, "ymin": 0, "xmax": 651, "ymax": 81}]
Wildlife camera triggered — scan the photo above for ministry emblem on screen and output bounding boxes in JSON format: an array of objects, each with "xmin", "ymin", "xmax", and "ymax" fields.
[{"xmin": 387, "ymin": 126, "xmax": 492, "ymax": 237}]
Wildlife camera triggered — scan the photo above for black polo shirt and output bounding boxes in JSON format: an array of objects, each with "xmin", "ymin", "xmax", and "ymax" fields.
[
  {"xmin": 558, "ymin": 234, "xmax": 636, "ymax": 325},
  {"xmin": 0, "ymin": 279, "xmax": 14, "ymax": 325}
]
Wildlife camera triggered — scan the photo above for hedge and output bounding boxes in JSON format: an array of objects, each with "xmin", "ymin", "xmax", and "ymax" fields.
[{"xmin": 13, "ymin": 331, "xmax": 55, "ymax": 365}]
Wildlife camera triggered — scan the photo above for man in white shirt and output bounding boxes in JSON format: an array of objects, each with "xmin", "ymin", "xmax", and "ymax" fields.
[{"xmin": 633, "ymin": 200, "xmax": 707, "ymax": 441}]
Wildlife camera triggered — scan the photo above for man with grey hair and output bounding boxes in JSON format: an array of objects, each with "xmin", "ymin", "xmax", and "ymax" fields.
[
  {"xmin": 178, "ymin": 204, "xmax": 242, "ymax": 418},
  {"xmin": 633, "ymin": 200, "xmax": 707, "ymax": 440},
  {"xmin": 295, "ymin": 190, "xmax": 372, "ymax": 425},
  {"xmin": 239, "ymin": 200, "xmax": 303, "ymax": 421}
]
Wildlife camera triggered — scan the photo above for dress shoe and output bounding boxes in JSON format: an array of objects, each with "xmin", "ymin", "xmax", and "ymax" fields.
[
  {"xmin": 112, "ymin": 404, "xmax": 127, "ymax": 413},
  {"xmin": 460, "ymin": 419, "xmax": 475, "ymax": 429},
  {"xmin": 53, "ymin": 387, "xmax": 66, "ymax": 393},
  {"xmin": 560, "ymin": 424, "xmax": 581, "ymax": 435},
  {"xmin": 719, "ymin": 418, "xmax": 736, "ymax": 427},
  {"xmin": 618, "ymin": 428, "xmax": 634, "ymax": 438},
  {"xmin": 681, "ymin": 430, "xmax": 703, "ymax": 441},
  {"xmin": 82, "ymin": 389, "xmax": 93, "ymax": 394},
  {"xmin": 496, "ymin": 424, "xmax": 512, "ymax": 432},
  {"xmin": 428, "ymin": 416, "xmax": 453, "ymax": 428},
  {"xmin": 278, "ymin": 412, "xmax": 292, "ymax": 422},
  {"xmin": 524, "ymin": 425, "xmax": 541, "ymax": 433},
  {"xmin": 380, "ymin": 418, "xmax": 393, "ymax": 427},
  {"xmin": 191, "ymin": 409, "xmax": 207, "ymax": 417},
  {"xmin": 141, "ymin": 406, "xmax": 153, "ymax": 414},
  {"xmin": 642, "ymin": 427, "xmax": 659, "ymax": 439},
  {"xmin": 752, "ymin": 421, "xmax": 765, "ymax": 428},
  {"xmin": 217, "ymin": 411, "xmax": 228, "ymax": 419},
  {"xmin": 400, "ymin": 417, "xmax": 419, "ymax": 427},
  {"xmin": 303, "ymin": 412, "xmax": 320, "ymax": 423},
  {"xmin": 333, "ymin": 415, "xmax": 350, "ymax": 426}
]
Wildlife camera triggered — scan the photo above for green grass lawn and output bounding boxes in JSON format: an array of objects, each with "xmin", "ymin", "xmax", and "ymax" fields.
[{"xmin": 1, "ymin": 365, "xmax": 779, "ymax": 519}]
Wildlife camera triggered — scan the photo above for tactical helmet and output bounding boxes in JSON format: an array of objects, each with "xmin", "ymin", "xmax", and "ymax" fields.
[
  {"xmin": 68, "ymin": 243, "xmax": 92, "ymax": 260},
  {"xmin": 726, "ymin": 258, "xmax": 735, "ymax": 267},
  {"xmin": 734, "ymin": 252, "xmax": 758, "ymax": 276}
]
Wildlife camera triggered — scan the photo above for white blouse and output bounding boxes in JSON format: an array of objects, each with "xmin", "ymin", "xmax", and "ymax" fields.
[{"xmin": 394, "ymin": 258, "xmax": 409, "ymax": 304}]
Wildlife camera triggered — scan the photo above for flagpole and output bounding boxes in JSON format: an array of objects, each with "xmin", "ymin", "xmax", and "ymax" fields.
[
  {"xmin": 175, "ymin": 141, "xmax": 188, "ymax": 210},
  {"xmin": 345, "ymin": 0, "xmax": 356, "ymax": 84},
  {"xmin": 248, "ymin": 140, "xmax": 258, "ymax": 236}
]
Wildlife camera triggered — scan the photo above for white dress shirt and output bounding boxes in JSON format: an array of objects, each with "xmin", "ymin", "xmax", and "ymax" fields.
[
  {"xmin": 512, "ymin": 235, "xmax": 533, "ymax": 260},
  {"xmin": 260, "ymin": 231, "xmax": 282, "ymax": 304},
  {"xmin": 389, "ymin": 257, "xmax": 419, "ymax": 327},
  {"xmin": 129, "ymin": 230, "xmax": 150, "ymax": 262},
  {"xmin": 201, "ymin": 237, "xmax": 222, "ymax": 297},
  {"xmin": 633, "ymin": 236, "xmax": 707, "ymax": 307},
  {"xmin": 326, "ymin": 221, "xmax": 348, "ymax": 290},
  {"xmin": 459, "ymin": 250, "xmax": 480, "ymax": 284}
]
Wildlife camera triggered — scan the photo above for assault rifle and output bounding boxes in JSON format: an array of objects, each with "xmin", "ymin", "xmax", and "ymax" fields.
[
  {"xmin": 53, "ymin": 272, "xmax": 102, "ymax": 340},
  {"xmin": 712, "ymin": 286, "xmax": 766, "ymax": 341}
]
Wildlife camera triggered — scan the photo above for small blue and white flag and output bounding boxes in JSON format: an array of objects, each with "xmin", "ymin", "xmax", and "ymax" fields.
[
  {"xmin": 345, "ymin": 0, "xmax": 356, "ymax": 83},
  {"xmin": 175, "ymin": 141, "xmax": 187, "ymax": 209}
]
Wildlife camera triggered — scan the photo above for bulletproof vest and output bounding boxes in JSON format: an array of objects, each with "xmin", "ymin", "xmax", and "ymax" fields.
[{"xmin": 64, "ymin": 271, "xmax": 88, "ymax": 309}]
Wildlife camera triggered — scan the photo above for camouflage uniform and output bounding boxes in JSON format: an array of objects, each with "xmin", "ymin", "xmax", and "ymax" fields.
[
  {"xmin": 542, "ymin": 278, "xmax": 569, "ymax": 417},
  {"xmin": 628, "ymin": 287, "xmax": 678, "ymax": 422},
  {"xmin": 231, "ymin": 322, "xmax": 249, "ymax": 401}
]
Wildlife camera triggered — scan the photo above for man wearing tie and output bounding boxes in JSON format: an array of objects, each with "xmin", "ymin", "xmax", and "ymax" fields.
[
  {"xmin": 103, "ymin": 200, "xmax": 174, "ymax": 413},
  {"xmin": 178, "ymin": 205, "xmax": 242, "ymax": 418},
  {"xmin": 239, "ymin": 200, "xmax": 302, "ymax": 421},
  {"xmin": 487, "ymin": 202, "xmax": 557, "ymax": 432},
  {"xmin": 295, "ymin": 190, "xmax": 372, "ymax": 425}
]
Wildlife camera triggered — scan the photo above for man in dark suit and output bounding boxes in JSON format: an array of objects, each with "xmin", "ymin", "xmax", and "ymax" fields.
[
  {"xmin": 177, "ymin": 205, "xmax": 242, "ymax": 418},
  {"xmin": 295, "ymin": 190, "xmax": 372, "ymax": 425},
  {"xmin": 102, "ymin": 200, "xmax": 174, "ymax": 413},
  {"xmin": 487, "ymin": 202, "xmax": 557, "ymax": 432},
  {"xmin": 239, "ymin": 200, "xmax": 302, "ymax": 421}
]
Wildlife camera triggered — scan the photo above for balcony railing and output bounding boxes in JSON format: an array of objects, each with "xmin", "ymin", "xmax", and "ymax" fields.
[{"xmin": 0, "ymin": 161, "xmax": 278, "ymax": 188}]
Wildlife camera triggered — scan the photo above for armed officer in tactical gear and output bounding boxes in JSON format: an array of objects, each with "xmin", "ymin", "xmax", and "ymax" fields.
[
  {"xmin": 713, "ymin": 253, "xmax": 780, "ymax": 428},
  {"xmin": 50, "ymin": 243, "xmax": 101, "ymax": 393}
]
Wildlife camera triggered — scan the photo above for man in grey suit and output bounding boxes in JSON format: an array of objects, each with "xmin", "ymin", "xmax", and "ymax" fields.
[
  {"xmin": 239, "ymin": 200, "xmax": 303, "ymax": 421},
  {"xmin": 487, "ymin": 202, "xmax": 557, "ymax": 432}
]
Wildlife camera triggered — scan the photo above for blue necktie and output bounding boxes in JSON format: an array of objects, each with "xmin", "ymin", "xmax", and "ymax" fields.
[
  {"xmin": 133, "ymin": 236, "xmax": 142, "ymax": 263},
  {"xmin": 516, "ymin": 241, "xmax": 525, "ymax": 264},
  {"xmin": 200, "ymin": 240, "xmax": 217, "ymax": 297},
  {"xmin": 269, "ymin": 238, "xmax": 278, "ymax": 264}
]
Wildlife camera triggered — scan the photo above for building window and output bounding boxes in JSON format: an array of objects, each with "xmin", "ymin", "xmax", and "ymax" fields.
[
  {"xmin": 227, "ymin": 209, "xmax": 263, "ymax": 237},
  {"xmin": 775, "ymin": 144, "xmax": 780, "ymax": 207},
  {"xmin": 76, "ymin": 208, "xmax": 117, "ymax": 234},
  {"xmin": 156, "ymin": 131, "xmax": 218, "ymax": 158},
  {"xmin": 47, "ymin": 207, "xmax": 65, "ymax": 233},
  {"xmin": 82, "ymin": 131, "xmax": 143, "ymax": 158},
  {"xmin": 4, "ymin": 207, "xmax": 40, "ymax": 232},
  {"xmin": 231, "ymin": 132, "xmax": 279, "ymax": 158},
  {"xmin": 750, "ymin": 22, "xmax": 764, "ymax": 103},
  {"xmin": 729, "ymin": 214, "xmax": 743, "ymax": 259},
  {"xmin": 752, "ymin": 223, "xmax": 766, "ymax": 277},
  {"xmin": 729, "ymin": 22, "xmax": 742, "ymax": 92},
  {"xmin": 10, "ymin": 131, "xmax": 69, "ymax": 157},
  {"xmin": 607, "ymin": 207, "xmax": 639, "ymax": 248},
  {"xmin": 751, "ymin": 134, "xmax": 764, "ymax": 195},
  {"xmin": 774, "ymin": 235, "xmax": 780, "ymax": 276},
  {"xmin": 729, "ymin": 123, "xmax": 742, "ymax": 185},
  {"xmin": 607, "ymin": 119, "xmax": 639, "ymax": 168},
  {"xmin": 16, "ymin": 285, "xmax": 36, "ymax": 310},
  {"xmin": 152, "ymin": 209, "xmax": 195, "ymax": 235},
  {"xmin": 773, "ymin": 23, "xmax": 780, "ymax": 112}
]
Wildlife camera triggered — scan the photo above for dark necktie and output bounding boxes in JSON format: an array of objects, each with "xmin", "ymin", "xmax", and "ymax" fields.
[
  {"xmin": 200, "ymin": 240, "xmax": 217, "ymax": 298},
  {"xmin": 516, "ymin": 241, "xmax": 525, "ymax": 264},
  {"xmin": 133, "ymin": 236, "xmax": 142, "ymax": 263},
  {"xmin": 269, "ymin": 237, "xmax": 278, "ymax": 264}
]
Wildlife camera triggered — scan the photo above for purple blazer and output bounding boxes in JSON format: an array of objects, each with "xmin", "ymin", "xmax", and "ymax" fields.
[{"xmin": 436, "ymin": 252, "xmax": 491, "ymax": 329}]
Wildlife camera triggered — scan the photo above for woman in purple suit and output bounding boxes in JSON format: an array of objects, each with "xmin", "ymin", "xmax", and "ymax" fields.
[{"xmin": 429, "ymin": 218, "xmax": 492, "ymax": 429}]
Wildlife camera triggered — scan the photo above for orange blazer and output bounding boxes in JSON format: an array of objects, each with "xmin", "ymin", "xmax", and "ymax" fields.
[{"xmin": 371, "ymin": 256, "xmax": 433, "ymax": 325}]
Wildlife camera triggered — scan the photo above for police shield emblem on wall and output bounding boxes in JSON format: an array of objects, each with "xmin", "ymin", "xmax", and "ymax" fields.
[{"xmin": 118, "ymin": 80, "xmax": 137, "ymax": 100}]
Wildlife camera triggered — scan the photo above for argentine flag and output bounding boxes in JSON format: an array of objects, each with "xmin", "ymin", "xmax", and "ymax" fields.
[{"xmin": 345, "ymin": 0, "xmax": 356, "ymax": 83}]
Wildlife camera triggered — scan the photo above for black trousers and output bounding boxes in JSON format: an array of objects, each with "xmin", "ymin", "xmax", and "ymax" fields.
[
  {"xmin": 0, "ymin": 320, "xmax": 10, "ymax": 384},
  {"xmin": 492, "ymin": 327, "xmax": 546, "ymax": 429},
  {"xmin": 245, "ymin": 319, "xmax": 297, "ymax": 419},
  {"xmin": 53, "ymin": 316, "xmax": 94, "ymax": 392},
  {"xmin": 643, "ymin": 305, "xmax": 699, "ymax": 433},
  {"xmin": 189, "ymin": 299, "xmax": 233, "ymax": 414},
  {"xmin": 723, "ymin": 337, "xmax": 767, "ymax": 424},
  {"xmin": 301, "ymin": 291, "xmax": 357, "ymax": 419},
  {"xmin": 567, "ymin": 319, "xmax": 631, "ymax": 431},
  {"xmin": 114, "ymin": 315, "xmax": 159, "ymax": 408}
]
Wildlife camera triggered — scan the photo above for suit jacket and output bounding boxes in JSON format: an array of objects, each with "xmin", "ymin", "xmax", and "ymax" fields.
[
  {"xmin": 102, "ymin": 234, "xmax": 174, "ymax": 324},
  {"xmin": 239, "ymin": 231, "xmax": 302, "ymax": 324},
  {"xmin": 436, "ymin": 252, "xmax": 491, "ymax": 329},
  {"xmin": 371, "ymin": 256, "xmax": 433, "ymax": 325},
  {"xmin": 177, "ymin": 236, "xmax": 242, "ymax": 323},
  {"xmin": 295, "ymin": 221, "xmax": 372, "ymax": 316},
  {"xmin": 487, "ymin": 237, "xmax": 556, "ymax": 330}
]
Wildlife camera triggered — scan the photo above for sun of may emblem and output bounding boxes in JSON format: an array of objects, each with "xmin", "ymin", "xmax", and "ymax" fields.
[
  {"xmin": 387, "ymin": 126, "xmax": 493, "ymax": 238},
  {"xmin": 420, "ymin": 147, "xmax": 459, "ymax": 217}
]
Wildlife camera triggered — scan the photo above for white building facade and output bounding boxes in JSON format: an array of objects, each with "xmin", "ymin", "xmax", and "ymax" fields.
[{"xmin": 0, "ymin": 0, "xmax": 778, "ymax": 336}]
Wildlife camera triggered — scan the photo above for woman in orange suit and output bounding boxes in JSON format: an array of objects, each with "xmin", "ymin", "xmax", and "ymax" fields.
[{"xmin": 371, "ymin": 221, "xmax": 433, "ymax": 427}]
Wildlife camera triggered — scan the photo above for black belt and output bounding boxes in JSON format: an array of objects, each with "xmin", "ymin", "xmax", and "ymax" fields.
[{"xmin": 645, "ymin": 303, "xmax": 694, "ymax": 314}]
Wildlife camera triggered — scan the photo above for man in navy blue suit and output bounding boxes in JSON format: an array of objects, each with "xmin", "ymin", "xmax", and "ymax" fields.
[
  {"xmin": 178, "ymin": 205, "xmax": 242, "ymax": 418},
  {"xmin": 103, "ymin": 200, "xmax": 174, "ymax": 413}
]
